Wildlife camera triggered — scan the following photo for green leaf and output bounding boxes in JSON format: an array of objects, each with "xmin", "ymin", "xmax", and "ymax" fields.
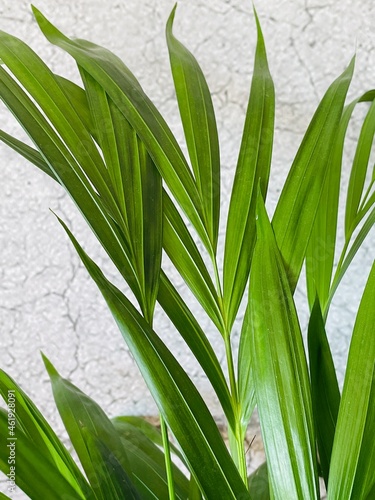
[
  {"xmin": 345, "ymin": 99, "xmax": 375, "ymax": 238},
  {"xmin": 248, "ymin": 462, "xmax": 270, "ymax": 499},
  {"xmin": 0, "ymin": 28, "xmax": 123, "ymax": 224},
  {"xmin": 42, "ymin": 355, "xmax": 139, "ymax": 499},
  {"xmin": 58, "ymin": 218, "xmax": 250, "ymax": 499},
  {"xmin": 166, "ymin": 5, "xmax": 220, "ymax": 250},
  {"xmin": 162, "ymin": 192, "xmax": 223, "ymax": 332},
  {"xmin": 32, "ymin": 6, "xmax": 214, "ymax": 253},
  {"xmin": 238, "ymin": 304, "xmax": 256, "ymax": 437},
  {"xmin": 0, "ymin": 66, "xmax": 142, "ymax": 304},
  {"xmin": 327, "ymin": 203, "xmax": 375, "ymax": 309},
  {"xmin": 82, "ymin": 429, "xmax": 140, "ymax": 500},
  {"xmin": 272, "ymin": 58, "xmax": 354, "ymax": 292},
  {"xmin": 0, "ymin": 370, "xmax": 91, "ymax": 498},
  {"xmin": 80, "ymin": 67, "xmax": 163, "ymax": 320},
  {"xmin": 0, "ymin": 492, "xmax": 11, "ymax": 500},
  {"xmin": 328, "ymin": 262, "xmax": 375, "ymax": 499},
  {"xmin": 307, "ymin": 298, "xmax": 340, "ymax": 487},
  {"xmin": 223, "ymin": 8, "xmax": 275, "ymax": 329},
  {"xmin": 0, "ymin": 408, "xmax": 89, "ymax": 500},
  {"xmin": 249, "ymin": 193, "xmax": 319, "ymax": 498},
  {"xmin": 113, "ymin": 417, "xmax": 189, "ymax": 499},
  {"xmin": 0, "ymin": 129, "xmax": 57, "ymax": 181},
  {"xmin": 157, "ymin": 272, "xmax": 235, "ymax": 431}
]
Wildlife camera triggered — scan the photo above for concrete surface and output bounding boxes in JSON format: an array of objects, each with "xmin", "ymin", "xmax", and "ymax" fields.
[{"xmin": 0, "ymin": 0, "xmax": 374, "ymax": 497}]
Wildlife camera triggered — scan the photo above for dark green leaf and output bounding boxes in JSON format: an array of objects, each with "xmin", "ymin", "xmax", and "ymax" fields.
[
  {"xmin": 248, "ymin": 462, "xmax": 270, "ymax": 499},
  {"xmin": 113, "ymin": 417, "xmax": 189, "ymax": 499},
  {"xmin": 82, "ymin": 429, "xmax": 140, "ymax": 500},
  {"xmin": 307, "ymin": 298, "xmax": 340, "ymax": 487}
]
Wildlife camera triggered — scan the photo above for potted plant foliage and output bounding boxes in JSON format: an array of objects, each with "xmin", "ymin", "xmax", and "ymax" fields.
[{"xmin": 0, "ymin": 4, "xmax": 374, "ymax": 499}]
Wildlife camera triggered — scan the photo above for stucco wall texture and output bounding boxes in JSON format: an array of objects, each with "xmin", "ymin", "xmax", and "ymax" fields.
[{"xmin": 0, "ymin": 0, "xmax": 374, "ymax": 473}]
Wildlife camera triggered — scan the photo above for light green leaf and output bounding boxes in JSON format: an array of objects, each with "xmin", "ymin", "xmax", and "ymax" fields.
[
  {"xmin": 0, "ymin": 408, "xmax": 89, "ymax": 500},
  {"xmin": 249, "ymin": 193, "xmax": 319, "ymax": 499},
  {"xmin": 166, "ymin": 5, "xmax": 220, "ymax": 250},
  {"xmin": 0, "ymin": 369, "xmax": 91, "ymax": 498},
  {"xmin": 328, "ymin": 262, "xmax": 375, "ymax": 499},
  {"xmin": 273, "ymin": 58, "xmax": 354, "ymax": 292},
  {"xmin": 223, "ymin": 8, "xmax": 275, "ymax": 329},
  {"xmin": 58, "ymin": 218, "xmax": 250, "ymax": 499},
  {"xmin": 0, "ymin": 28, "xmax": 123, "ymax": 224},
  {"xmin": 307, "ymin": 299, "xmax": 340, "ymax": 487}
]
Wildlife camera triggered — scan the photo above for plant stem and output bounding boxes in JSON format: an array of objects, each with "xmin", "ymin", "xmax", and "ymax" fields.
[{"xmin": 160, "ymin": 414, "xmax": 176, "ymax": 500}]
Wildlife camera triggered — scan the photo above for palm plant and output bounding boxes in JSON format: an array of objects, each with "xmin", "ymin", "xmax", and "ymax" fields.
[{"xmin": 0, "ymin": 4, "xmax": 374, "ymax": 499}]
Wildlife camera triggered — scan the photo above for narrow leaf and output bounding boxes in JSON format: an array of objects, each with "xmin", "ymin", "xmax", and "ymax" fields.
[
  {"xmin": 223, "ymin": 8, "xmax": 275, "ymax": 329},
  {"xmin": 166, "ymin": 5, "xmax": 220, "ymax": 249},
  {"xmin": 0, "ymin": 369, "xmax": 91, "ymax": 497},
  {"xmin": 273, "ymin": 58, "xmax": 354, "ymax": 292},
  {"xmin": 345, "ymin": 99, "xmax": 375, "ymax": 237}
]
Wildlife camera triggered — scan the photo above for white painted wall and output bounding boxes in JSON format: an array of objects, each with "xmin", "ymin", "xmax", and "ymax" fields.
[{"xmin": 0, "ymin": 0, "xmax": 374, "ymax": 455}]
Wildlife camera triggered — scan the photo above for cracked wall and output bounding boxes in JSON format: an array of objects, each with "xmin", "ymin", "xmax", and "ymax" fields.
[{"xmin": 0, "ymin": 0, "xmax": 375, "ymax": 482}]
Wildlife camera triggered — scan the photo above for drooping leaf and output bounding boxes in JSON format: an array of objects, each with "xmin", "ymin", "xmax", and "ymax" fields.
[
  {"xmin": 307, "ymin": 299, "xmax": 340, "ymax": 486},
  {"xmin": 58, "ymin": 218, "xmax": 250, "ymax": 499},
  {"xmin": 328, "ymin": 262, "xmax": 375, "ymax": 499},
  {"xmin": 166, "ymin": 5, "xmax": 220, "ymax": 250},
  {"xmin": 249, "ymin": 193, "xmax": 319, "ymax": 498},
  {"xmin": 273, "ymin": 58, "xmax": 354, "ymax": 292},
  {"xmin": 223, "ymin": 8, "xmax": 275, "ymax": 330}
]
